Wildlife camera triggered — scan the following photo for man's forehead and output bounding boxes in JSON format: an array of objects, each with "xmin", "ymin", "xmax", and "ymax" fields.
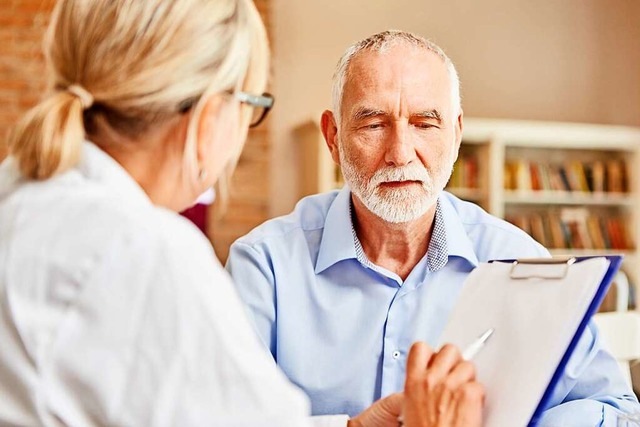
[
  {"xmin": 346, "ymin": 45, "xmax": 448, "ymax": 82},
  {"xmin": 342, "ymin": 46, "xmax": 452, "ymax": 114}
]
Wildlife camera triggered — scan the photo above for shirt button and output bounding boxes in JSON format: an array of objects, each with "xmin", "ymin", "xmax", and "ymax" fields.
[{"xmin": 392, "ymin": 350, "xmax": 401, "ymax": 359}]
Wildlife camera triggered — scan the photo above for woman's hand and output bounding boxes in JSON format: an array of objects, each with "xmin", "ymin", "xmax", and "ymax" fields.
[
  {"xmin": 347, "ymin": 392, "xmax": 403, "ymax": 427},
  {"xmin": 402, "ymin": 342, "xmax": 485, "ymax": 427},
  {"xmin": 348, "ymin": 342, "xmax": 484, "ymax": 427}
]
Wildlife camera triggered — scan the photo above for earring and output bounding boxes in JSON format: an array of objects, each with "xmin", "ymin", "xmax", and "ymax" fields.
[{"xmin": 198, "ymin": 168, "xmax": 208, "ymax": 181}]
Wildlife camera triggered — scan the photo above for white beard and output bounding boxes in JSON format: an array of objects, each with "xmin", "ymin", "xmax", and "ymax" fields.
[{"xmin": 340, "ymin": 148, "xmax": 448, "ymax": 224}]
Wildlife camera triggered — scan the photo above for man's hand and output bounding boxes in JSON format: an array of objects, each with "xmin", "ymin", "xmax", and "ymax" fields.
[{"xmin": 403, "ymin": 342, "xmax": 484, "ymax": 427}]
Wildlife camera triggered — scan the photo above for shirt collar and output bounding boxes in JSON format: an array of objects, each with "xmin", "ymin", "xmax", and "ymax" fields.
[
  {"xmin": 315, "ymin": 185, "xmax": 478, "ymax": 274},
  {"xmin": 315, "ymin": 186, "xmax": 358, "ymax": 274},
  {"xmin": 78, "ymin": 141, "xmax": 153, "ymax": 206},
  {"xmin": 315, "ymin": 189, "xmax": 479, "ymax": 274},
  {"xmin": 0, "ymin": 141, "xmax": 151, "ymax": 208},
  {"xmin": 438, "ymin": 193, "xmax": 479, "ymax": 267},
  {"xmin": 426, "ymin": 203, "xmax": 448, "ymax": 272},
  {"xmin": 350, "ymin": 199, "xmax": 450, "ymax": 273}
]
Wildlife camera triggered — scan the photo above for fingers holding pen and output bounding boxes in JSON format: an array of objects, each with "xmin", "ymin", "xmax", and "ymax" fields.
[
  {"xmin": 445, "ymin": 358, "xmax": 477, "ymax": 390},
  {"xmin": 402, "ymin": 342, "xmax": 485, "ymax": 427},
  {"xmin": 406, "ymin": 341, "xmax": 434, "ymax": 380},
  {"xmin": 425, "ymin": 345, "xmax": 467, "ymax": 421},
  {"xmin": 405, "ymin": 343, "xmax": 464, "ymax": 396},
  {"xmin": 452, "ymin": 382, "xmax": 485, "ymax": 427},
  {"xmin": 426, "ymin": 344, "xmax": 463, "ymax": 383}
]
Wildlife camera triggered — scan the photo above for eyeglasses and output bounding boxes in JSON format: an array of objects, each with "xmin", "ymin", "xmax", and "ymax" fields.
[
  {"xmin": 236, "ymin": 91, "xmax": 274, "ymax": 128},
  {"xmin": 178, "ymin": 91, "xmax": 274, "ymax": 128}
]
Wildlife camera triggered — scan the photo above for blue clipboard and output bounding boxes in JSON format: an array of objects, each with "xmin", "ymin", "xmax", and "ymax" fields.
[
  {"xmin": 529, "ymin": 255, "xmax": 622, "ymax": 425},
  {"xmin": 492, "ymin": 255, "xmax": 623, "ymax": 426}
]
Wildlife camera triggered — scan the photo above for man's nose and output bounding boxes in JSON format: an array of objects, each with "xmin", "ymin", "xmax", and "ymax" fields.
[{"xmin": 384, "ymin": 123, "xmax": 415, "ymax": 167}]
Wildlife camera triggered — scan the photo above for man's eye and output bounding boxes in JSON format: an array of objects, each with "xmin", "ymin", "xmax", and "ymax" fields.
[
  {"xmin": 365, "ymin": 123, "xmax": 383, "ymax": 129},
  {"xmin": 415, "ymin": 122, "xmax": 438, "ymax": 129}
]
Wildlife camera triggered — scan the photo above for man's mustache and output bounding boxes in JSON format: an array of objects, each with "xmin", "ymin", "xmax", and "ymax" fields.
[{"xmin": 370, "ymin": 165, "xmax": 430, "ymax": 187}]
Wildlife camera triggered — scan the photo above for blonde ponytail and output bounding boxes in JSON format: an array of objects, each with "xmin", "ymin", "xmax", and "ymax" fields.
[
  {"xmin": 8, "ymin": 0, "xmax": 269, "ymax": 184},
  {"xmin": 9, "ymin": 90, "xmax": 87, "ymax": 180}
]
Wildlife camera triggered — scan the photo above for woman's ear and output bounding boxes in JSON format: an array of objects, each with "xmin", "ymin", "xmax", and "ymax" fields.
[
  {"xmin": 194, "ymin": 93, "xmax": 242, "ymax": 185},
  {"xmin": 196, "ymin": 95, "xmax": 226, "ymax": 166}
]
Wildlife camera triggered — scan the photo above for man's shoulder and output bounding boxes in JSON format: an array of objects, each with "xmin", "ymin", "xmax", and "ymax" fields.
[
  {"xmin": 441, "ymin": 191, "xmax": 548, "ymax": 259},
  {"xmin": 440, "ymin": 191, "xmax": 506, "ymax": 228},
  {"xmin": 233, "ymin": 190, "xmax": 341, "ymax": 248}
]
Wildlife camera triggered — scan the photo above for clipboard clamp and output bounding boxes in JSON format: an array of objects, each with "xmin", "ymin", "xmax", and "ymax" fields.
[{"xmin": 502, "ymin": 257, "xmax": 577, "ymax": 280}]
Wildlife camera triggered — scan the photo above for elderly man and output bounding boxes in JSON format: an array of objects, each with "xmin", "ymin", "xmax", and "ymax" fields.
[{"xmin": 227, "ymin": 30, "xmax": 639, "ymax": 424}]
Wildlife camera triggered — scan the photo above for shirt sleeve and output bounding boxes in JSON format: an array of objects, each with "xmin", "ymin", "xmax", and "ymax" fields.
[
  {"xmin": 39, "ymin": 221, "xmax": 311, "ymax": 427},
  {"xmin": 537, "ymin": 321, "xmax": 640, "ymax": 426},
  {"xmin": 226, "ymin": 240, "xmax": 278, "ymax": 360}
]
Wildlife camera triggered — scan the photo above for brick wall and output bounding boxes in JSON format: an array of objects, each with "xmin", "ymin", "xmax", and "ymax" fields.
[
  {"xmin": 0, "ymin": 0, "xmax": 272, "ymax": 263},
  {"xmin": 0, "ymin": 0, "xmax": 55, "ymax": 159},
  {"xmin": 210, "ymin": 125, "xmax": 270, "ymax": 262}
]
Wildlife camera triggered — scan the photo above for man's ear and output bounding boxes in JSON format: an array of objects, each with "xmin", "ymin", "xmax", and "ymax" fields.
[
  {"xmin": 453, "ymin": 109, "xmax": 464, "ymax": 160},
  {"xmin": 321, "ymin": 110, "xmax": 341, "ymax": 165}
]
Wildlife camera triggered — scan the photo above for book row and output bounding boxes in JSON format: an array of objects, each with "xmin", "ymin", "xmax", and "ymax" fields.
[
  {"xmin": 449, "ymin": 155, "xmax": 479, "ymax": 189},
  {"xmin": 504, "ymin": 159, "xmax": 627, "ymax": 193},
  {"xmin": 506, "ymin": 208, "xmax": 632, "ymax": 250}
]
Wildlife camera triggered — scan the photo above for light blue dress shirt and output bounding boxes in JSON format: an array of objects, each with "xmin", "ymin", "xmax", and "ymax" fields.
[{"xmin": 227, "ymin": 187, "xmax": 639, "ymax": 426}]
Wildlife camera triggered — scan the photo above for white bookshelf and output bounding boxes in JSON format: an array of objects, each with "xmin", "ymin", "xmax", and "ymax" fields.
[
  {"xmin": 450, "ymin": 118, "xmax": 640, "ymax": 297},
  {"xmin": 295, "ymin": 118, "xmax": 640, "ymax": 297}
]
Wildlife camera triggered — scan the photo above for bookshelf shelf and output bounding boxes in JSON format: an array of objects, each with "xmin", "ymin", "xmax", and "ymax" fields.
[
  {"xmin": 296, "ymin": 117, "xmax": 640, "ymax": 299},
  {"xmin": 503, "ymin": 191, "xmax": 636, "ymax": 207}
]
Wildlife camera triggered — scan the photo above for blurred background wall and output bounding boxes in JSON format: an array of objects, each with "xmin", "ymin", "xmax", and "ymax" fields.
[{"xmin": 271, "ymin": 0, "xmax": 640, "ymax": 216}]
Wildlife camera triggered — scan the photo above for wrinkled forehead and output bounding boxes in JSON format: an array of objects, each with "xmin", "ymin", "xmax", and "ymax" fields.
[{"xmin": 342, "ymin": 45, "xmax": 454, "ymax": 118}]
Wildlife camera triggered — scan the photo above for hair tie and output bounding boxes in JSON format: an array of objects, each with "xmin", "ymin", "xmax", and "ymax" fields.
[{"xmin": 67, "ymin": 84, "xmax": 94, "ymax": 110}]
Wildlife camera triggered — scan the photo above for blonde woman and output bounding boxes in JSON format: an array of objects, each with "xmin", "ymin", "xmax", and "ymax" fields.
[{"xmin": 0, "ymin": 1, "xmax": 483, "ymax": 426}]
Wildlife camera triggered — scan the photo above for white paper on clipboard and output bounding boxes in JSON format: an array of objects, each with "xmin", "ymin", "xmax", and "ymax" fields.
[{"xmin": 437, "ymin": 257, "xmax": 611, "ymax": 427}]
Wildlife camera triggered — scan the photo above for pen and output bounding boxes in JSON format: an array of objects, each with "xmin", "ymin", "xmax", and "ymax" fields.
[
  {"xmin": 397, "ymin": 328, "xmax": 495, "ymax": 426},
  {"xmin": 462, "ymin": 327, "xmax": 495, "ymax": 361}
]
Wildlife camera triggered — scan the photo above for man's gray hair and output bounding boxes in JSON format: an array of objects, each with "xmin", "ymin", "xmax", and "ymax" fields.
[{"xmin": 331, "ymin": 30, "xmax": 461, "ymax": 126}]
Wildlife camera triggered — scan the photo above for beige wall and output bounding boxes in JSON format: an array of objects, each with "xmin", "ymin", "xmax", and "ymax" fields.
[{"xmin": 271, "ymin": 0, "xmax": 640, "ymax": 216}]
